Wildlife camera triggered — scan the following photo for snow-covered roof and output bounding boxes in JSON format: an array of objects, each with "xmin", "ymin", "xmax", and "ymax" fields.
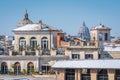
[
  {"xmin": 103, "ymin": 43, "xmax": 120, "ymax": 51},
  {"xmin": 52, "ymin": 60, "xmax": 120, "ymax": 69},
  {"xmin": 104, "ymin": 46, "xmax": 120, "ymax": 52},
  {"xmin": 13, "ymin": 24, "xmax": 40, "ymax": 31},
  {"xmin": 13, "ymin": 24, "xmax": 56, "ymax": 31},
  {"xmin": 91, "ymin": 24, "xmax": 111, "ymax": 30}
]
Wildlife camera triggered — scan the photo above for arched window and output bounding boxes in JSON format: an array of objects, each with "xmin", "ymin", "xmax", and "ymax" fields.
[
  {"xmin": 99, "ymin": 33, "xmax": 103, "ymax": 41},
  {"xmin": 14, "ymin": 62, "xmax": 21, "ymax": 75},
  {"xmin": 27, "ymin": 62, "xmax": 34, "ymax": 74},
  {"xmin": 19, "ymin": 37, "xmax": 26, "ymax": 51},
  {"xmin": 1, "ymin": 62, "xmax": 8, "ymax": 74},
  {"xmin": 30, "ymin": 37, "xmax": 37, "ymax": 51},
  {"xmin": 105, "ymin": 33, "xmax": 108, "ymax": 41},
  {"xmin": 41, "ymin": 37, "xmax": 48, "ymax": 49}
]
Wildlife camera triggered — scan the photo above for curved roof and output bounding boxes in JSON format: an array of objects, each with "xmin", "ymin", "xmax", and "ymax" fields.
[{"xmin": 78, "ymin": 22, "xmax": 90, "ymax": 41}]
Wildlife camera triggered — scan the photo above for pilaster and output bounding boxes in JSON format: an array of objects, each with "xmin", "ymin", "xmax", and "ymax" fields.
[
  {"xmin": 108, "ymin": 69, "xmax": 115, "ymax": 80},
  {"xmin": 56, "ymin": 69, "xmax": 65, "ymax": 80},
  {"xmin": 75, "ymin": 69, "xmax": 78, "ymax": 80},
  {"xmin": 51, "ymin": 49, "xmax": 56, "ymax": 56},
  {"xmin": 90, "ymin": 69, "xmax": 98, "ymax": 80},
  {"xmin": 78, "ymin": 69, "xmax": 82, "ymax": 80}
]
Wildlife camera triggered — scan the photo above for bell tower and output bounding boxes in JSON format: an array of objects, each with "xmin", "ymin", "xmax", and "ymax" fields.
[{"xmin": 90, "ymin": 24, "xmax": 111, "ymax": 46}]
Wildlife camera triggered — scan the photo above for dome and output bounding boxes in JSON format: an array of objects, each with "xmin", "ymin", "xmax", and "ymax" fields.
[
  {"xmin": 78, "ymin": 22, "xmax": 90, "ymax": 41},
  {"xmin": 17, "ymin": 10, "xmax": 33, "ymax": 27}
]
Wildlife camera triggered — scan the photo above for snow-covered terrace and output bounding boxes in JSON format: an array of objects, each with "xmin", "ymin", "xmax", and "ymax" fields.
[{"xmin": 52, "ymin": 59, "xmax": 120, "ymax": 69}]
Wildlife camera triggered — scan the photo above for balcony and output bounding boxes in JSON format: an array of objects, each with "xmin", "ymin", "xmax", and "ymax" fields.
[
  {"xmin": 67, "ymin": 46, "xmax": 98, "ymax": 50},
  {"xmin": 41, "ymin": 49, "xmax": 50, "ymax": 56},
  {"xmin": 25, "ymin": 51, "xmax": 35, "ymax": 56},
  {"xmin": 12, "ymin": 51, "xmax": 22, "ymax": 56}
]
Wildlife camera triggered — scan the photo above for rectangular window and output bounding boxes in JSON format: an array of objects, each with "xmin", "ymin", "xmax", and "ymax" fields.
[
  {"xmin": 104, "ymin": 54, "xmax": 111, "ymax": 59},
  {"xmin": 81, "ymin": 69, "xmax": 91, "ymax": 80},
  {"xmin": 85, "ymin": 54, "xmax": 93, "ymax": 59},
  {"xmin": 105, "ymin": 33, "xmax": 108, "ymax": 41},
  {"xmin": 66, "ymin": 69, "xmax": 75, "ymax": 80},
  {"xmin": 42, "ymin": 65, "xmax": 50, "ymax": 74},
  {"xmin": 72, "ymin": 54, "xmax": 80, "ymax": 59}
]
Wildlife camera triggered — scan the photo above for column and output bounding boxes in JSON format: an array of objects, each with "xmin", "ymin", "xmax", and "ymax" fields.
[
  {"xmin": 65, "ymin": 50, "xmax": 71, "ymax": 58},
  {"xmin": 55, "ymin": 70, "xmax": 58, "ymax": 80},
  {"xmin": 80, "ymin": 51, "xmax": 85, "ymax": 59},
  {"xmin": 26, "ymin": 36, "xmax": 30, "ymax": 46},
  {"xmin": 75, "ymin": 69, "xmax": 82, "ymax": 80},
  {"xmin": 90, "ymin": 69, "xmax": 98, "ymax": 80},
  {"xmin": 14, "ymin": 36, "xmax": 19, "ymax": 51},
  {"xmin": 108, "ymin": 69, "xmax": 115, "ymax": 80},
  {"xmin": 94, "ymin": 51, "xmax": 99, "ymax": 59}
]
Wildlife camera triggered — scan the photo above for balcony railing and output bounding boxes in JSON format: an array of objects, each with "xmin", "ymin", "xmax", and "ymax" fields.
[
  {"xmin": 12, "ymin": 51, "xmax": 22, "ymax": 56},
  {"xmin": 25, "ymin": 51, "xmax": 35, "ymax": 56},
  {"xmin": 41, "ymin": 49, "xmax": 50, "ymax": 55}
]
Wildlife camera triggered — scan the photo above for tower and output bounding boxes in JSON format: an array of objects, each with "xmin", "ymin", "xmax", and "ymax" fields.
[
  {"xmin": 90, "ymin": 24, "xmax": 111, "ymax": 46},
  {"xmin": 17, "ymin": 10, "xmax": 33, "ymax": 27}
]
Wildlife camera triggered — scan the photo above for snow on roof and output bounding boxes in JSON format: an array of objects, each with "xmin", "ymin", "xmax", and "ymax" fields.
[
  {"xmin": 103, "ymin": 43, "xmax": 120, "ymax": 51},
  {"xmin": 104, "ymin": 46, "xmax": 120, "ymax": 51},
  {"xmin": 13, "ymin": 24, "xmax": 40, "ymax": 31},
  {"xmin": 52, "ymin": 59, "xmax": 120, "ymax": 69},
  {"xmin": 91, "ymin": 24, "xmax": 111, "ymax": 30},
  {"xmin": 13, "ymin": 24, "xmax": 56, "ymax": 31}
]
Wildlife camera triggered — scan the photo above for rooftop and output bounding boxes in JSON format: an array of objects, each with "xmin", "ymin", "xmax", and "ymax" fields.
[
  {"xmin": 91, "ymin": 24, "xmax": 111, "ymax": 30},
  {"xmin": 103, "ymin": 43, "xmax": 120, "ymax": 51},
  {"xmin": 13, "ymin": 23, "xmax": 57, "ymax": 31},
  {"xmin": 52, "ymin": 59, "xmax": 120, "ymax": 69}
]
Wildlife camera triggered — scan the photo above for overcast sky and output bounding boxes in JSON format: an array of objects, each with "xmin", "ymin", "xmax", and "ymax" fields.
[{"xmin": 0, "ymin": 0, "xmax": 120, "ymax": 37}]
